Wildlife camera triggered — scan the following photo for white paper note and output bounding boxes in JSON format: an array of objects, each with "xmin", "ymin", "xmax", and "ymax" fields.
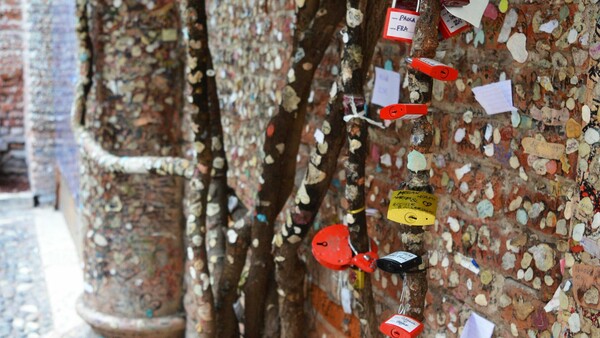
[
  {"xmin": 472, "ymin": 80, "xmax": 517, "ymax": 115},
  {"xmin": 445, "ymin": 0, "xmax": 489, "ymax": 28},
  {"xmin": 460, "ymin": 312, "xmax": 495, "ymax": 338},
  {"xmin": 371, "ymin": 67, "xmax": 401, "ymax": 107},
  {"xmin": 341, "ymin": 288, "xmax": 352, "ymax": 314}
]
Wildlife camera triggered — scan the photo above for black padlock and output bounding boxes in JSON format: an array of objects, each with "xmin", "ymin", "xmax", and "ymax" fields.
[{"xmin": 376, "ymin": 251, "xmax": 422, "ymax": 274}]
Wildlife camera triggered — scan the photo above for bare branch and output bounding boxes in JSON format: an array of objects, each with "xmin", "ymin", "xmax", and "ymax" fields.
[
  {"xmin": 180, "ymin": 0, "xmax": 216, "ymax": 335},
  {"xmin": 205, "ymin": 29, "xmax": 228, "ymax": 300},
  {"xmin": 215, "ymin": 191, "xmax": 251, "ymax": 338},
  {"xmin": 339, "ymin": 1, "xmax": 378, "ymax": 336}
]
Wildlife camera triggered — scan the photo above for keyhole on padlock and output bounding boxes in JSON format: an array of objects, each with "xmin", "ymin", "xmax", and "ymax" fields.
[{"xmin": 316, "ymin": 241, "xmax": 328, "ymax": 247}]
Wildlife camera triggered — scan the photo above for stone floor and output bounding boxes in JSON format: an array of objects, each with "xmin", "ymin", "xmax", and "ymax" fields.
[{"xmin": 0, "ymin": 193, "xmax": 86, "ymax": 338}]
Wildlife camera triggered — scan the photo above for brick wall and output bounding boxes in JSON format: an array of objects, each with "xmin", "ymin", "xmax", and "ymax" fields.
[
  {"xmin": 0, "ymin": 0, "xmax": 27, "ymax": 186},
  {"xmin": 208, "ymin": 0, "xmax": 600, "ymax": 337}
]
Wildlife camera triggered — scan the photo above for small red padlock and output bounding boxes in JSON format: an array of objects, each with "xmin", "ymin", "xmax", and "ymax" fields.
[
  {"xmin": 379, "ymin": 314, "xmax": 424, "ymax": 338},
  {"xmin": 406, "ymin": 57, "xmax": 458, "ymax": 81},
  {"xmin": 380, "ymin": 104, "xmax": 428, "ymax": 120},
  {"xmin": 441, "ymin": 0, "xmax": 470, "ymax": 7},
  {"xmin": 439, "ymin": 8, "xmax": 470, "ymax": 40},
  {"xmin": 383, "ymin": 0, "xmax": 420, "ymax": 43},
  {"xmin": 350, "ymin": 243, "xmax": 379, "ymax": 273}
]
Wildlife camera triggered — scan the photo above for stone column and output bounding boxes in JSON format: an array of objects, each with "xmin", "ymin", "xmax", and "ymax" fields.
[
  {"xmin": 75, "ymin": 1, "xmax": 186, "ymax": 336},
  {"xmin": 22, "ymin": 0, "xmax": 56, "ymax": 205}
]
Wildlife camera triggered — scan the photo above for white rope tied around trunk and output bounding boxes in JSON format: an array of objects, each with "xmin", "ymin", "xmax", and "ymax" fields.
[{"xmin": 343, "ymin": 95, "xmax": 385, "ymax": 129}]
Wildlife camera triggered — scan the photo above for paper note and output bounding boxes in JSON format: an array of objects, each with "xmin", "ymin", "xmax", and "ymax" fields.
[
  {"xmin": 472, "ymin": 80, "xmax": 517, "ymax": 115},
  {"xmin": 371, "ymin": 67, "xmax": 401, "ymax": 107},
  {"xmin": 341, "ymin": 288, "xmax": 352, "ymax": 314},
  {"xmin": 572, "ymin": 264, "xmax": 600, "ymax": 310},
  {"xmin": 460, "ymin": 312, "xmax": 495, "ymax": 338},
  {"xmin": 521, "ymin": 137, "xmax": 565, "ymax": 160},
  {"xmin": 455, "ymin": 252, "xmax": 480, "ymax": 275},
  {"xmin": 544, "ymin": 286, "xmax": 562, "ymax": 312},
  {"xmin": 446, "ymin": 0, "xmax": 489, "ymax": 28}
]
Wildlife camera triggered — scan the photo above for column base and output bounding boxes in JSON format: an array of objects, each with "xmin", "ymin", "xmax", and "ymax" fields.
[{"xmin": 76, "ymin": 296, "xmax": 185, "ymax": 338}]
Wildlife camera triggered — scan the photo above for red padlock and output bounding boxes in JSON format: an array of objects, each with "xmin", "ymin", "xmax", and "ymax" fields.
[
  {"xmin": 441, "ymin": 0, "xmax": 470, "ymax": 7},
  {"xmin": 382, "ymin": 0, "xmax": 420, "ymax": 43},
  {"xmin": 350, "ymin": 242, "xmax": 379, "ymax": 273},
  {"xmin": 380, "ymin": 104, "xmax": 428, "ymax": 120},
  {"xmin": 379, "ymin": 314, "xmax": 424, "ymax": 338},
  {"xmin": 312, "ymin": 224, "xmax": 379, "ymax": 273},
  {"xmin": 312, "ymin": 224, "xmax": 353, "ymax": 270},
  {"xmin": 439, "ymin": 8, "xmax": 470, "ymax": 39},
  {"xmin": 406, "ymin": 57, "xmax": 458, "ymax": 81}
]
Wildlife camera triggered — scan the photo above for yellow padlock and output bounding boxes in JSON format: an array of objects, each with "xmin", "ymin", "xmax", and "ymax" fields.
[
  {"xmin": 349, "ymin": 268, "xmax": 365, "ymax": 289},
  {"xmin": 387, "ymin": 190, "xmax": 437, "ymax": 226}
]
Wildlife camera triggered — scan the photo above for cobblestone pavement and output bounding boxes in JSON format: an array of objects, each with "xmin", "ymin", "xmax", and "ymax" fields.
[{"xmin": 0, "ymin": 209, "xmax": 53, "ymax": 337}]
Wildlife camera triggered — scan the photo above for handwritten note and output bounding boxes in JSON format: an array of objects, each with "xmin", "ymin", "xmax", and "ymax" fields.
[
  {"xmin": 572, "ymin": 264, "xmax": 600, "ymax": 310},
  {"xmin": 521, "ymin": 137, "xmax": 565, "ymax": 160},
  {"xmin": 384, "ymin": 9, "xmax": 419, "ymax": 42},
  {"xmin": 460, "ymin": 312, "xmax": 495, "ymax": 338},
  {"xmin": 372, "ymin": 67, "xmax": 401, "ymax": 107},
  {"xmin": 446, "ymin": 0, "xmax": 490, "ymax": 28},
  {"xmin": 472, "ymin": 80, "xmax": 517, "ymax": 115}
]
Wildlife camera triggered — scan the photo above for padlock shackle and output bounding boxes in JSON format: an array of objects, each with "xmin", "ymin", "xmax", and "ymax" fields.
[
  {"xmin": 391, "ymin": 0, "xmax": 420, "ymax": 11},
  {"xmin": 347, "ymin": 235, "xmax": 377, "ymax": 256}
]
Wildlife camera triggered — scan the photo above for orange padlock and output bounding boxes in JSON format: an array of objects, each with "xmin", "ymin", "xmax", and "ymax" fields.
[
  {"xmin": 311, "ymin": 224, "xmax": 353, "ymax": 270},
  {"xmin": 379, "ymin": 314, "xmax": 424, "ymax": 338},
  {"xmin": 380, "ymin": 104, "xmax": 428, "ymax": 121}
]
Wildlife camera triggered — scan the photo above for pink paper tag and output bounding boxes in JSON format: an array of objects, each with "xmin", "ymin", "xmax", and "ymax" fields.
[{"xmin": 483, "ymin": 3, "xmax": 498, "ymax": 20}]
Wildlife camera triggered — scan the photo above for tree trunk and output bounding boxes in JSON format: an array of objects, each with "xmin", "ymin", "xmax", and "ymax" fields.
[
  {"xmin": 397, "ymin": 0, "xmax": 441, "ymax": 322},
  {"xmin": 274, "ymin": 2, "xmax": 389, "ymax": 336},
  {"xmin": 243, "ymin": 1, "xmax": 345, "ymax": 336}
]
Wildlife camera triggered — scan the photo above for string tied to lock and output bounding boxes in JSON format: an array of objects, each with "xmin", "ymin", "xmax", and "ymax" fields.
[{"xmin": 342, "ymin": 95, "xmax": 385, "ymax": 129}]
